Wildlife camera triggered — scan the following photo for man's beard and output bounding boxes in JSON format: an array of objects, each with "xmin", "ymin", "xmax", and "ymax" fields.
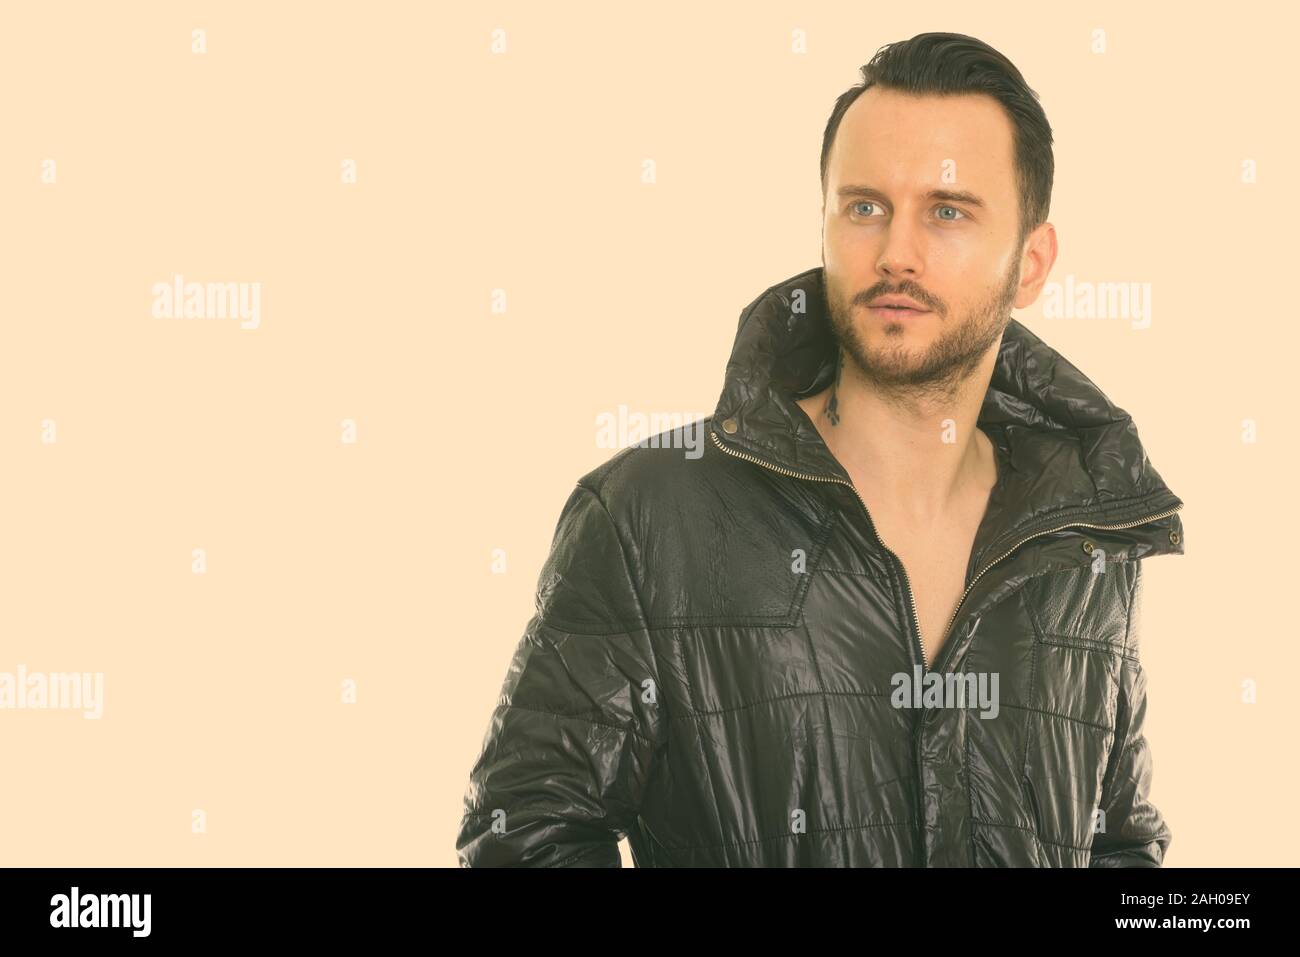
[{"xmin": 825, "ymin": 257, "xmax": 1020, "ymax": 404}]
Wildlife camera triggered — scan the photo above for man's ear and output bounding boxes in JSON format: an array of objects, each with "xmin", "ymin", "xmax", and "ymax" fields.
[{"xmin": 1012, "ymin": 222, "xmax": 1059, "ymax": 311}]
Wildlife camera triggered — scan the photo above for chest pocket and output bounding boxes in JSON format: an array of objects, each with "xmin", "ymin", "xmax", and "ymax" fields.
[
  {"xmin": 1021, "ymin": 560, "xmax": 1135, "ymax": 654},
  {"xmin": 1018, "ymin": 560, "xmax": 1136, "ymax": 731}
]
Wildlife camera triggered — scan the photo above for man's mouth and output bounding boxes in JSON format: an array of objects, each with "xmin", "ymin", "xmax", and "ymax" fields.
[
  {"xmin": 866, "ymin": 294, "xmax": 930, "ymax": 314},
  {"xmin": 867, "ymin": 304, "xmax": 931, "ymax": 316}
]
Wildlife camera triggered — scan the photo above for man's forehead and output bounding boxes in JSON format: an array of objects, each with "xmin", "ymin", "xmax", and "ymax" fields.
[
  {"xmin": 848, "ymin": 85, "xmax": 1012, "ymax": 132},
  {"xmin": 829, "ymin": 88, "xmax": 1016, "ymax": 194}
]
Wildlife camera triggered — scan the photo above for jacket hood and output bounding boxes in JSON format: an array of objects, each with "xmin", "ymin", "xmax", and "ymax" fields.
[{"xmin": 710, "ymin": 266, "xmax": 1185, "ymax": 564}]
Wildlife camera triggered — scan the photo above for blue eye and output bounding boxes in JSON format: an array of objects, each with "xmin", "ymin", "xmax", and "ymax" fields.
[{"xmin": 849, "ymin": 202, "xmax": 967, "ymax": 220}]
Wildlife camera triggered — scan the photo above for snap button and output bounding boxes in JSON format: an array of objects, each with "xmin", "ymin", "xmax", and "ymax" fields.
[
  {"xmin": 1080, "ymin": 539, "xmax": 1095, "ymax": 554},
  {"xmin": 1169, "ymin": 530, "xmax": 1181, "ymax": 545},
  {"xmin": 721, "ymin": 417, "xmax": 738, "ymax": 434}
]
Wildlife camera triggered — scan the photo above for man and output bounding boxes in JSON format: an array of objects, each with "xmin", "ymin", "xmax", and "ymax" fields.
[{"xmin": 457, "ymin": 32, "xmax": 1183, "ymax": 867}]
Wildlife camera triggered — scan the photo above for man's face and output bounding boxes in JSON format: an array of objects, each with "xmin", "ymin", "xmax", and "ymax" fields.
[{"xmin": 821, "ymin": 87, "xmax": 1028, "ymax": 395}]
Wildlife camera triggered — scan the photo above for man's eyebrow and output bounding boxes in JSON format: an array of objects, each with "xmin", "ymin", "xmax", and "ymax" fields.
[{"xmin": 836, "ymin": 185, "xmax": 987, "ymax": 208}]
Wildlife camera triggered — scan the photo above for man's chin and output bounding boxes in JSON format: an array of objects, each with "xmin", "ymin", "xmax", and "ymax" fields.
[
  {"xmin": 847, "ymin": 341, "xmax": 974, "ymax": 387},
  {"xmin": 859, "ymin": 343, "xmax": 934, "ymax": 373},
  {"xmin": 850, "ymin": 356, "xmax": 934, "ymax": 385}
]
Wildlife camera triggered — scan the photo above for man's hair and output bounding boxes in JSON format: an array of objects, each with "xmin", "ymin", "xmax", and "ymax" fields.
[{"xmin": 820, "ymin": 32, "xmax": 1054, "ymax": 249}]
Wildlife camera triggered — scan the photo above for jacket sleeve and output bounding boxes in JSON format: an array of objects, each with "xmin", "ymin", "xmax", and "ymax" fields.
[
  {"xmin": 1088, "ymin": 562, "xmax": 1173, "ymax": 867},
  {"xmin": 455, "ymin": 482, "xmax": 667, "ymax": 867}
]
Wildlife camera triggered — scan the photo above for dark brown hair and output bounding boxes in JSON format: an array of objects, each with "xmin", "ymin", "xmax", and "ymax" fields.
[{"xmin": 821, "ymin": 32, "xmax": 1054, "ymax": 247}]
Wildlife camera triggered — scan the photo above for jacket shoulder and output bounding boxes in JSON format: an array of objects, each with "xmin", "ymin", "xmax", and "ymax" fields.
[
  {"xmin": 572, "ymin": 415, "xmax": 734, "ymax": 527},
  {"xmin": 530, "ymin": 420, "xmax": 728, "ymax": 633},
  {"xmin": 562, "ymin": 416, "xmax": 827, "ymax": 627}
]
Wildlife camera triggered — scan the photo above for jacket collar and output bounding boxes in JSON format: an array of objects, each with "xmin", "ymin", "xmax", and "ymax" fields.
[{"xmin": 710, "ymin": 266, "xmax": 1184, "ymax": 564}]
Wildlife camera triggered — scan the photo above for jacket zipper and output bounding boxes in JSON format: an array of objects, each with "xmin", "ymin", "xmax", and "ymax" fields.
[
  {"xmin": 709, "ymin": 427, "xmax": 1182, "ymax": 672},
  {"xmin": 930, "ymin": 502, "xmax": 1183, "ymax": 674},
  {"xmin": 708, "ymin": 429, "xmax": 929, "ymax": 665},
  {"xmin": 709, "ymin": 427, "xmax": 1182, "ymax": 866}
]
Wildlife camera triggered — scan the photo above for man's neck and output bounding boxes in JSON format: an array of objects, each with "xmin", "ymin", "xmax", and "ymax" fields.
[{"xmin": 794, "ymin": 349, "xmax": 1000, "ymax": 527}]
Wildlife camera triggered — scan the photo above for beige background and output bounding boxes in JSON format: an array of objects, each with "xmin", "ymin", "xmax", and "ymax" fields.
[{"xmin": 0, "ymin": 1, "xmax": 1292, "ymax": 866}]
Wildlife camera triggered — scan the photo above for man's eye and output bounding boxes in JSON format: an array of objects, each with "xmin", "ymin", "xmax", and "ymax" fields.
[
  {"xmin": 936, "ymin": 205, "xmax": 966, "ymax": 221},
  {"xmin": 850, "ymin": 201, "xmax": 882, "ymax": 218}
]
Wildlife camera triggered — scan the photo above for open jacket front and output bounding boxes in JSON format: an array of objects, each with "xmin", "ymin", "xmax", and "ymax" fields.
[{"xmin": 457, "ymin": 265, "xmax": 1185, "ymax": 867}]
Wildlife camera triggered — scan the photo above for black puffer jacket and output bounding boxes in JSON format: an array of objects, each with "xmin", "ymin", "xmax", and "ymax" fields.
[{"xmin": 457, "ymin": 265, "xmax": 1184, "ymax": 867}]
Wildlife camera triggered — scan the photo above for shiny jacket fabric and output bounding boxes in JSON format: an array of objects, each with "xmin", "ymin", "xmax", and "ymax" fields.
[{"xmin": 457, "ymin": 265, "xmax": 1184, "ymax": 867}]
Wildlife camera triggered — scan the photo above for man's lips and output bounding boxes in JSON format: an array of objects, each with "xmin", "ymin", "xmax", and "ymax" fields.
[
  {"xmin": 867, "ymin": 295, "xmax": 928, "ymax": 311},
  {"xmin": 865, "ymin": 302, "xmax": 932, "ymax": 317}
]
